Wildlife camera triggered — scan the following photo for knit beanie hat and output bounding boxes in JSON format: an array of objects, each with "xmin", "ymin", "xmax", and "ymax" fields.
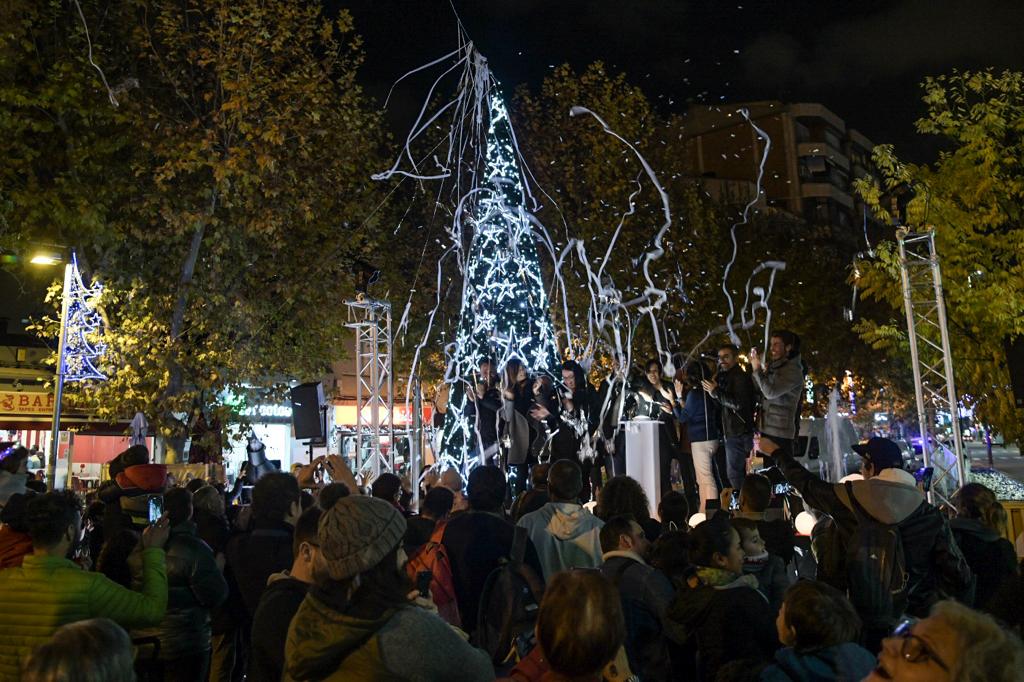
[{"xmin": 319, "ymin": 495, "xmax": 407, "ymax": 581}]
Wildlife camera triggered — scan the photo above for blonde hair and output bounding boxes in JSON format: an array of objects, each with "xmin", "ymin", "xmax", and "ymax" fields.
[{"xmin": 930, "ymin": 600, "xmax": 1024, "ymax": 682}]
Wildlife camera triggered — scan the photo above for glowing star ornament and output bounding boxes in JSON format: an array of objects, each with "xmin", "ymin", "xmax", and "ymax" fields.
[
  {"xmin": 438, "ymin": 90, "xmax": 560, "ymax": 466},
  {"xmin": 61, "ymin": 254, "xmax": 107, "ymax": 383}
]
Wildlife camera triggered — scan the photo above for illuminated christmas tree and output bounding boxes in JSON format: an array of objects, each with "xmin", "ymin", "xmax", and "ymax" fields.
[{"xmin": 438, "ymin": 89, "xmax": 560, "ymax": 466}]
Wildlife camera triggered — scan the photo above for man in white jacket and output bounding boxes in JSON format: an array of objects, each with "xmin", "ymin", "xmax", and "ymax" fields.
[{"xmin": 517, "ymin": 460, "xmax": 604, "ymax": 581}]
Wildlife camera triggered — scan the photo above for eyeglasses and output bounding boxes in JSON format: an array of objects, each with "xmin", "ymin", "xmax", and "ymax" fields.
[{"xmin": 891, "ymin": 619, "xmax": 949, "ymax": 671}]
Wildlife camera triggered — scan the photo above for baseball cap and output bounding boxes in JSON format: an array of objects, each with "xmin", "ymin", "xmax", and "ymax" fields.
[{"xmin": 852, "ymin": 437, "xmax": 904, "ymax": 471}]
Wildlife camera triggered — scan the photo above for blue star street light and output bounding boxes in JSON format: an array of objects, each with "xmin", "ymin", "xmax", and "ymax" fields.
[{"xmin": 47, "ymin": 251, "xmax": 107, "ymax": 488}]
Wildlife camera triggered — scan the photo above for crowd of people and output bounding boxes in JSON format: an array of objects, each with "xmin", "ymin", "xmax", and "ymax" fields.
[
  {"xmin": 0, "ymin": 329, "xmax": 1022, "ymax": 681},
  {"xmin": 455, "ymin": 332, "xmax": 798, "ymax": 515}
]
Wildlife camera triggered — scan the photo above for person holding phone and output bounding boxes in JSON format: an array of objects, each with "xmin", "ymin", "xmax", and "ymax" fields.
[
  {"xmin": 500, "ymin": 358, "xmax": 543, "ymax": 497},
  {"xmin": 634, "ymin": 358, "xmax": 681, "ymax": 495},
  {"xmin": 758, "ymin": 435, "xmax": 973, "ymax": 649},
  {"xmin": 128, "ymin": 487, "xmax": 228, "ymax": 681},
  {"xmin": 673, "ymin": 361, "xmax": 721, "ymax": 513},
  {"xmin": 0, "ymin": 491, "xmax": 172, "ymax": 679},
  {"xmin": 534, "ymin": 360, "xmax": 600, "ymax": 502},
  {"xmin": 749, "ymin": 330, "xmax": 805, "ymax": 460},
  {"xmin": 465, "ymin": 358, "xmax": 502, "ymax": 464}
]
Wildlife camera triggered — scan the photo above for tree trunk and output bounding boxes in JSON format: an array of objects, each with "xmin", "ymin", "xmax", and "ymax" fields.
[{"xmin": 165, "ymin": 188, "xmax": 218, "ymax": 399}]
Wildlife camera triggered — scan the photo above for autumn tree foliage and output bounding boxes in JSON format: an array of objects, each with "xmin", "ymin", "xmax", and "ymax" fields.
[
  {"xmin": 855, "ymin": 70, "xmax": 1024, "ymax": 443},
  {"xmin": 2, "ymin": 0, "xmax": 390, "ymax": 448}
]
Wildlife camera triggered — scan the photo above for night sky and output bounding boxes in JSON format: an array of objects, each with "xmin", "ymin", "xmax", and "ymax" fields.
[{"xmin": 337, "ymin": 0, "xmax": 1024, "ymax": 162}]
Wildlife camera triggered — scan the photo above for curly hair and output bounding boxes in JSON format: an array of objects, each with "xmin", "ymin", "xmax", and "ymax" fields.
[
  {"xmin": 595, "ymin": 475, "xmax": 652, "ymax": 522},
  {"xmin": 930, "ymin": 600, "xmax": 1024, "ymax": 682},
  {"xmin": 25, "ymin": 490, "xmax": 81, "ymax": 548}
]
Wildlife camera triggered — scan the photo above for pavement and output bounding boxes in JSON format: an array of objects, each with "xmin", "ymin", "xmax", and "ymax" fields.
[{"xmin": 965, "ymin": 442, "xmax": 1024, "ymax": 482}]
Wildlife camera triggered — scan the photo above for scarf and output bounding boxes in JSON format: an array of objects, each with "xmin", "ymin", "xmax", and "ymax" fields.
[{"xmin": 696, "ymin": 565, "xmax": 760, "ymax": 590}]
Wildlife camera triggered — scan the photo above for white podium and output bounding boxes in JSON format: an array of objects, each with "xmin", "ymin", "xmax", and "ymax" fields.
[{"xmin": 623, "ymin": 418, "xmax": 661, "ymax": 520}]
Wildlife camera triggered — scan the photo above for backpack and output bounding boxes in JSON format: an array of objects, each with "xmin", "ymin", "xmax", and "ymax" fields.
[
  {"xmin": 844, "ymin": 481, "xmax": 909, "ymax": 629},
  {"xmin": 474, "ymin": 525, "xmax": 542, "ymax": 668},
  {"xmin": 405, "ymin": 520, "xmax": 462, "ymax": 628}
]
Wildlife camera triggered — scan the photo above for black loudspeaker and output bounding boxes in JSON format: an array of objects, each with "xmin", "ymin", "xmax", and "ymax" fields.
[
  {"xmin": 1006, "ymin": 337, "xmax": 1024, "ymax": 409},
  {"xmin": 290, "ymin": 382, "xmax": 325, "ymax": 440}
]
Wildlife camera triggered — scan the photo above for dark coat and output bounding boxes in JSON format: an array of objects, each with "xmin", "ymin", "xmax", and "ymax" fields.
[
  {"xmin": 225, "ymin": 521, "xmax": 294, "ymax": 619},
  {"xmin": 743, "ymin": 553, "xmax": 790, "ymax": 613},
  {"xmin": 129, "ymin": 521, "xmax": 229, "ymax": 659},
  {"xmin": 250, "ymin": 573, "xmax": 309, "ymax": 682},
  {"xmin": 466, "ymin": 387, "xmax": 502, "ymax": 450},
  {"xmin": 601, "ymin": 554, "xmax": 684, "ymax": 681},
  {"xmin": 667, "ymin": 574, "xmax": 779, "ymax": 681},
  {"xmin": 194, "ymin": 509, "xmax": 231, "ymax": 555},
  {"xmin": 775, "ymin": 451, "xmax": 972, "ymax": 617},
  {"xmin": 712, "ymin": 364, "xmax": 756, "ymax": 438},
  {"xmin": 510, "ymin": 488, "xmax": 549, "ymax": 523},
  {"xmin": 673, "ymin": 388, "xmax": 721, "ymax": 443},
  {"xmin": 441, "ymin": 510, "xmax": 543, "ymax": 634},
  {"xmin": 950, "ymin": 517, "xmax": 1018, "ymax": 611}
]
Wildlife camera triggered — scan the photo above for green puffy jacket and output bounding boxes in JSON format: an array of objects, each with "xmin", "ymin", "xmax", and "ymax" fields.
[{"xmin": 0, "ymin": 548, "xmax": 168, "ymax": 680}]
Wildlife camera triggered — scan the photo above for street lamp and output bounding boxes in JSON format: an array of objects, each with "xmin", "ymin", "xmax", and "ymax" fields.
[
  {"xmin": 31, "ymin": 250, "xmax": 106, "ymax": 489},
  {"xmin": 28, "ymin": 248, "xmax": 64, "ymax": 267}
]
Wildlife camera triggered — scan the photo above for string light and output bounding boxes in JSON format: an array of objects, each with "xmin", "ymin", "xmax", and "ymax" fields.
[
  {"xmin": 437, "ymin": 90, "xmax": 560, "ymax": 467},
  {"xmin": 63, "ymin": 253, "xmax": 107, "ymax": 383}
]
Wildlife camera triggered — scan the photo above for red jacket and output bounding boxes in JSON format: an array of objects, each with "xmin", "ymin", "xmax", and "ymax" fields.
[{"xmin": 0, "ymin": 526, "xmax": 32, "ymax": 570}]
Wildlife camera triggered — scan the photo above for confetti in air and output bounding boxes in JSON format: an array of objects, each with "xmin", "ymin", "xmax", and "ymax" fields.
[{"xmin": 375, "ymin": 28, "xmax": 787, "ymax": 475}]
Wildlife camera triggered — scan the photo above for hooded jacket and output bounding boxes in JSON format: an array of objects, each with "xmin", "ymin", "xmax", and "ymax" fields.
[
  {"xmin": 667, "ymin": 571, "xmax": 779, "ymax": 681},
  {"xmin": 950, "ymin": 517, "xmax": 1017, "ymax": 611},
  {"xmin": 517, "ymin": 502, "xmax": 603, "ymax": 581},
  {"xmin": 283, "ymin": 591, "xmax": 493, "ymax": 682},
  {"xmin": 752, "ymin": 354, "xmax": 804, "ymax": 440},
  {"xmin": 759, "ymin": 643, "xmax": 876, "ymax": 682},
  {"xmin": 97, "ymin": 463, "xmax": 168, "ymax": 537},
  {"xmin": 775, "ymin": 450, "xmax": 972, "ymax": 616},
  {"xmin": 128, "ymin": 520, "xmax": 228, "ymax": 659}
]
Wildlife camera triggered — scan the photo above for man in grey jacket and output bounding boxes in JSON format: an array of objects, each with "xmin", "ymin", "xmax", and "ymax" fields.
[{"xmin": 750, "ymin": 329, "xmax": 804, "ymax": 459}]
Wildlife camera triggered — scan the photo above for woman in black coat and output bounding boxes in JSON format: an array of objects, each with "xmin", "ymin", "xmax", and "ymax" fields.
[
  {"xmin": 667, "ymin": 513, "xmax": 779, "ymax": 681},
  {"xmin": 951, "ymin": 483, "xmax": 1018, "ymax": 612}
]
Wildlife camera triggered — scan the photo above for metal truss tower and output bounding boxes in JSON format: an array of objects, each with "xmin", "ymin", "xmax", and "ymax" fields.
[
  {"xmin": 897, "ymin": 229, "xmax": 967, "ymax": 508},
  {"xmin": 345, "ymin": 295, "xmax": 394, "ymax": 479}
]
